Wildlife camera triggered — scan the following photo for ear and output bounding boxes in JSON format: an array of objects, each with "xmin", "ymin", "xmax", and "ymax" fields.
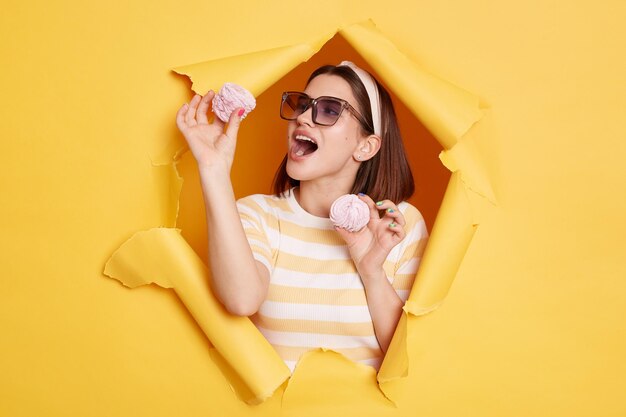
[{"xmin": 353, "ymin": 134, "xmax": 381, "ymax": 162}]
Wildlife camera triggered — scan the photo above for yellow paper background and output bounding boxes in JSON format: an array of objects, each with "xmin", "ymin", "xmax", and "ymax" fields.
[{"xmin": 1, "ymin": 1, "xmax": 625, "ymax": 416}]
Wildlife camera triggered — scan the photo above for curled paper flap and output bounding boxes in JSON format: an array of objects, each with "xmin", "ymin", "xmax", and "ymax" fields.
[
  {"xmin": 282, "ymin": 349, "xmax": 394, "ymax": 411},
  {"xmin": 104, "ymin": 228, "xmax": 291, "ymax": 404},
  {"xmin": 377, "ymin": 172, "xmax": 478, "ymax": 395},
  {"xmin": 172, "ymin": 31, "xmax": 335, "ymax": 97},
  {"xmin": 439, "ymin": 138, "xmax": 496, "ymax": 203},
  {"xmin": 377, "ymin": 313, "xmax": 409, "ymax": 387},
  {"xmin": 339, "ymin": 20, "xmax": 484, "ymax": 149},
  {"xmin": 404, "ymin": 172, "xmax": 478, "ymax": 315},
  {"xmin": 150, "ymin": 161, "xmax": 183, "ymax": 228}
]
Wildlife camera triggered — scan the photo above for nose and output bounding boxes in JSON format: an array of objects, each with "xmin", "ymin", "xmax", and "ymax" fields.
[{"xmin": 295, "ymin": 104, "xmax": 315, "ymax": 127}]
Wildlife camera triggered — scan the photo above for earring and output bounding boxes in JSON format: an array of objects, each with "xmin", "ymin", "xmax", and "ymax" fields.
[{"xmin": 356, "ymin": 154, "xmax": 362, "ymax": 161}]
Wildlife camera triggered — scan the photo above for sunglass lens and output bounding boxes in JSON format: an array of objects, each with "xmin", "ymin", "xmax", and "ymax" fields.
[
  {"xmin": 315, "ymin": 99, "xmax": 343, "ymax": 125},
  {"xmin": 282, "ymin": 93, "xmax": 308, "ymax": 119}
]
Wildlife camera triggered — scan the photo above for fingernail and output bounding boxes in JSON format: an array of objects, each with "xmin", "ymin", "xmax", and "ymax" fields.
[
  {"xmin": 387, "ymin": 208, "xmax": 394, "ymax": 213},
  {"xmin": 237, "ymin": 108, "xmax": 245, "ymax": 117},
  {"xmin": 389, "ymin": 222, "xmax": 396, "ymax": 228},
  {"xmin": 358, "ymin": 193, "xmax": 365, "ymax": 196},
  {"xmin": 376, "ymin": 201, "xmax": 383, "ymax": 206}
]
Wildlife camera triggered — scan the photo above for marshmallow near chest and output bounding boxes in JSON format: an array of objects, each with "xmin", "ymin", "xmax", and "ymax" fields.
[
  {"xmin": 211, "ymin": 83, "xmax": 256, "ymax": 122},
  {"xmin": 330, "ymin": 194, "xmax": 370, "ymax": 232}
]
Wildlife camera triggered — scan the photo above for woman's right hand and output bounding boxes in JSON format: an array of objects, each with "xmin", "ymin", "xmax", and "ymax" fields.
[{"xmin": 176, "ymin": 91, "xmax": 244, "ymax": 173}]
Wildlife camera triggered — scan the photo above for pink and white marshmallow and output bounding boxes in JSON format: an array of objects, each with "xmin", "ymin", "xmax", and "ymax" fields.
[
  {"xmin": 211, "ymin": 83, "xmax": 256, "ymax": 122},
  {"xmin": 330, "ymin": 194, "xmax": 370, "ymax": 232}
]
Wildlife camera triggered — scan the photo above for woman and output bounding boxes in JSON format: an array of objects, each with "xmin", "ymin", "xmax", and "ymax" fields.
[{"xmin": 176, "ymin": 62, "xmax": 428, "ymax": 371}]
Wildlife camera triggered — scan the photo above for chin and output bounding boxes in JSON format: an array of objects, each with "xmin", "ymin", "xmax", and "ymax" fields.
[
  {"xmin": 285, "ymin": 166, "xmax": 305, "ymax": 182},
  {"xmin": 286, "ymin": 164, "xmax": 314, "ymax": 183},
  {"xmin": 285, "ymin": 160, "xmax": 300, "ymax": 177}
]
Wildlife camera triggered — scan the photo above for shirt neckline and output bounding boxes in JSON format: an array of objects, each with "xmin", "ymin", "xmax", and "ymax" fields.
[{"xmin": 286, "ymin": 187, "xmax": 334, "ymax": 228}]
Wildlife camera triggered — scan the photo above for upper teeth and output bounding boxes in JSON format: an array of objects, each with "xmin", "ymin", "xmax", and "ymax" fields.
[{"xmin": 295, "ymin": 135, "xmax": 316, "ymax": 143}]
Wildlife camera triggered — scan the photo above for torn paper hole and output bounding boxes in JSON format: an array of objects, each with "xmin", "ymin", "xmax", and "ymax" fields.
[{"xmin": 105, "ymin": 18, "xmax": 492, "ymax": 406}]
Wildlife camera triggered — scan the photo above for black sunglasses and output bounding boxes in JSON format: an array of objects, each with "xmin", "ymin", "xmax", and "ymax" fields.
[{"xmin": 280, "ymin": 91, "xmax": 372, "ymax": 130}]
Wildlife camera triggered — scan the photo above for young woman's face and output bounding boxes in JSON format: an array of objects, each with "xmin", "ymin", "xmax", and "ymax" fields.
[{"xmin": 285, "ymin": 74, "xmax": 368, "ymax": 186}]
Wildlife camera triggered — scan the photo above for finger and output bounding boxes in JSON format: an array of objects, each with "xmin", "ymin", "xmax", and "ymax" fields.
[
  {"xmin": 375, "ymin": 199, "xmax": 406, "ymax": 224},
  {"xmin": 387, "ymin": 220, "xmax": 406, "ymax": 241},
  {"xmin": 224, "ymin": 107, "xmax": 245, "ymax": 140},
  {"xmin": 176, "ymin": 103, "xmax": 189, "ymax": 131},
  {"xmin": 196, "ymin": 91, "xmax": 214, "ymax": 125},
  {"xmin": 333, "ymin": 225, "xmax": 354, "ymax": 243},
  {"xmin": 382, "ymin": 206, "xmax": 405, "ymax": 227},
  {"xmin": 212, "ymin": 117, "xmax": 225, "ymax": 132},
  {"xmin": 208, "ymin": 100, "xmax": 225, "ymax": 130},
  {"xmin": 374, "ymin": 199, "xmax": 395, "ymax": 210},
  {"xmin": 357, "ymin": 193, "xmax": 380, "ymax": 220},
  {"xmin": 185, "ymin": 94, "xmax": 202, "ymax": 125}
]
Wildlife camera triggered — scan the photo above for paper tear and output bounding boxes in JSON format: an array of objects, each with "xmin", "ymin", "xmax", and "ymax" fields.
[
  {"xmin": 340, "ymin": 20, "xmax": 484, "ymax": 148},
  {"xmin": 439, "ymin": 139, "xmax": 497, "ymax": 204},
  {"xmin": 148, "ymin": 160, "xmax": 183, "ymax": 228},
  {"xmin": 106, "ymin": 18, "xmax": 494, "ymax": 406},
  {"xmin": 405, "ymin": 172, "xmax": 478, "ymax": 315},
  {"xmin": 172, "ymin": 31, "xmax": 335, "ymax": 98},
  {"xmin": 378, "ymin": 314, "xmax": 409, "ymax": 382},
  {"xmin": 149, "ymin": 138, "xmax": 188, "ymax": 167},
  {"xmin": 282, "ymin": 349, "xmax": 395, "ymax": 411},
  {"xmin": 378, "ymin": 172, "xmax": 481, "ymax": 399},
  {"xmin": 104, "ymin": 228, "xmax": 291, "ymax": 404},
  {"xmin": 208, "ymin": 348, "xmax": 262, "ymax": 405}
]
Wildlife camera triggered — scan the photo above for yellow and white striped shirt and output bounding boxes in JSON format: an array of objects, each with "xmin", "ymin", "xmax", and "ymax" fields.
[{"xmin": 236, "ymin": 189, "xmax": 428, "ymax": 372}]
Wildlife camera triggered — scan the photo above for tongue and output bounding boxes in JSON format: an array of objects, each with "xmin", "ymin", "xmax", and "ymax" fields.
[{"xmin": 294, "ymin": 140, "xmax": 317, "ymax": 156}]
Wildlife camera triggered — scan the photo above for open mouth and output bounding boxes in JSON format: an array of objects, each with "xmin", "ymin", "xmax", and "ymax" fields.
[{"xmin": 292, "ymin": 134, "xmax": 318, "ymax": 157}]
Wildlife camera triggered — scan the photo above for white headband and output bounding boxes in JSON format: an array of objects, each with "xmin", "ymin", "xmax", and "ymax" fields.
[{"xmin": 338, "ymin": 61, "xmax": 382, "ymax": 136}]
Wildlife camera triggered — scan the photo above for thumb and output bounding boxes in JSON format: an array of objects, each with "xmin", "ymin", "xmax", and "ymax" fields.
[
  {"xmin": 225, "ymin": 107, "xmax": 245, "ymax": 139},
  {"xmin": 334, "ymin": 225, "xmax": 356, "ymax": 245}
]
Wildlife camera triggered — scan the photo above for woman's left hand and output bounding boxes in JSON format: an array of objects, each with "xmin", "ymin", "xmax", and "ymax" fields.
[{"xmin": 334, "ymin": 194, "xmax": 406, "ymax": 277}]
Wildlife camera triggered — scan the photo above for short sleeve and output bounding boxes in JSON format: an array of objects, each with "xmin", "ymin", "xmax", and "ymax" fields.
[
  {"xmin": 389, "ymin": 203, "xmax": 429, "ymax": 302},
  {"xmin": 236, "ymin": 196, "xmax": 275, "ymax": 274}
]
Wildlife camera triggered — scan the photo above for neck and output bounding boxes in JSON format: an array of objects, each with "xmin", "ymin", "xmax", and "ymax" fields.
[{"xmin": 295, "ymin": 178, "xmax": 354, "ymax": 217}]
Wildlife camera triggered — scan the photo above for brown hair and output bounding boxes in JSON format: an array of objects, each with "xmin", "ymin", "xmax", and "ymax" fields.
[{"xmin": 272, "ymin": 65, "xmax": 414, "ymax": 203}]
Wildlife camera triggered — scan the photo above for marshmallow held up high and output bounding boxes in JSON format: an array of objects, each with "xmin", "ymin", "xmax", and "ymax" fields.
[
  {"xmin": 211, "ymin": 83, "xmax": 256, "ymax": 123},
  {"xmin": 330, "ymin": 194, "xmax": 370, "ymax": 232}
]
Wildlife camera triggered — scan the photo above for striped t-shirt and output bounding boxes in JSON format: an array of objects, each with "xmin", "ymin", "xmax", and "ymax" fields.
[{"xmin": 236, "ymin": 189, "xmax": 428, "ymax": 372}]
